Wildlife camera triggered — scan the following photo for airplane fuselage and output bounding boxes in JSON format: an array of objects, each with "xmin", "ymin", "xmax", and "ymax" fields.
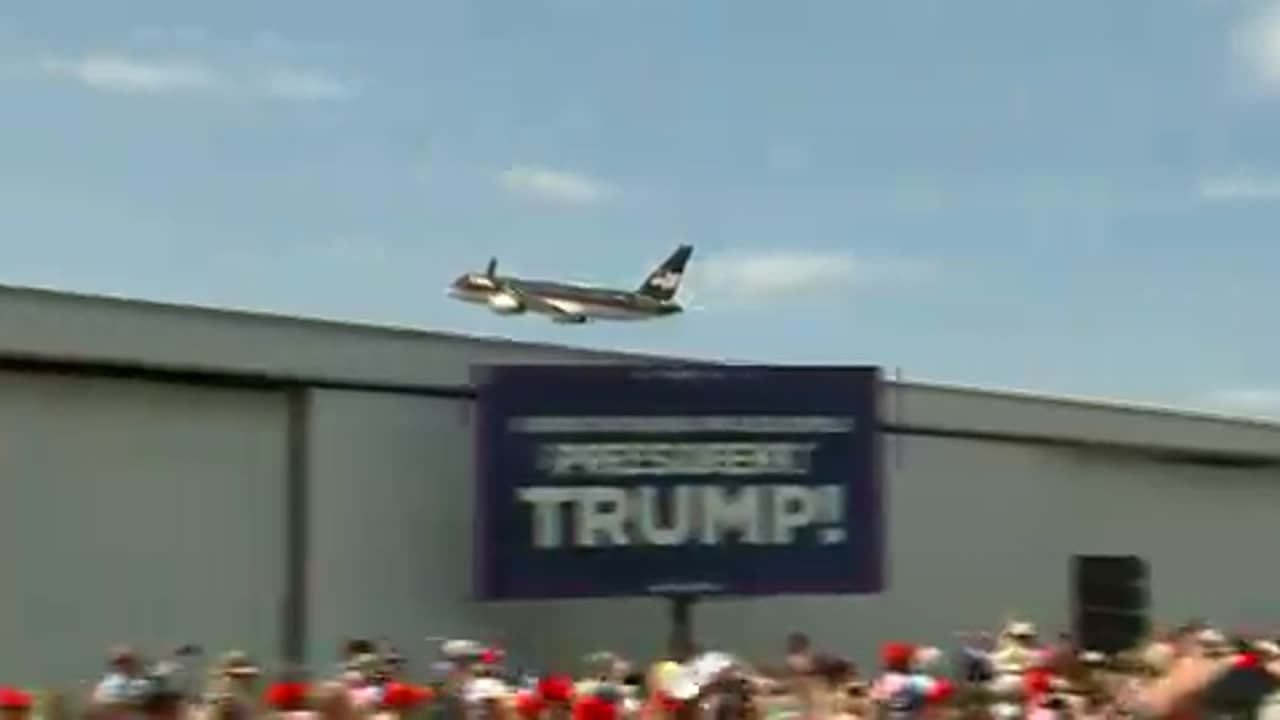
[{"xmin": 449, "ymin": 276, "xmax": 683, "ymax": 323}]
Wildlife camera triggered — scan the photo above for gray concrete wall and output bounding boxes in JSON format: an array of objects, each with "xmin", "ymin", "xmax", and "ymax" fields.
[{"xmin": 0, "ymin": 371, "xmax": 288, "ymax": 691}]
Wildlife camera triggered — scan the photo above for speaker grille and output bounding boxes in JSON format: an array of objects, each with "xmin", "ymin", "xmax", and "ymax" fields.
[{"xmin": 1071, "ymin": 555, "xmax": 1150, "ymax": 654}]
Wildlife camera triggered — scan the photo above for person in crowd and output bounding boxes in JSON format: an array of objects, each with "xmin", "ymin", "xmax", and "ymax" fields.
[
  {"xmin": 342, "ymin": 642, "xmax": 377, "ymax": 666},
  {"xmin": 782, "ymin": 635, "xmax": 812, "ymax": 680},
  {"xmin": 463, "ymin": 675, "xmax": 511, "ymax": 720},
  {"xmin": 343, "ymin": 654, "xmax": 386, "ymax": 712},
  {"xmin": 0, "ymin": 688, "xmax": 32, "ymax": 720},
  {"xmin": 31, "ymin": 618, "xmax": 1280, "ymax": 720},
  {"xmin": 869, "ymin": 642, "xmax": 951, "ymax": 720},
  {"xmin": 202, "ymin": 651, "xmax": 263, "ymax": 718},
  {"xmin": 953, "ymin": 632, "xmax": 995, "ymax": 687},
  {"xmin": 804, "ymin": 654, "xmax": 858, "ymax": 720},
  {"xmin": 311, "ymin": 684, "xmax": 355, "ymax": 720},
  {"xmin": 991, "ymin": 621, "xmax": 1042, "ymax": 676},
  {"xmin": 536, "ymin": 675, "xmax": 576, "ymax": 720},
  {"xmin": 380, "ymin": 649, "xmax": 408, "ymax": 685},
  {"xmin": 137, "ymin": 665, "xmax": 187, "ymax": 720},
  {"xmin": 330, "ymin": 641, "xmax": 378, "ymax": 696},
  {"xmin": 90, "ymin": 646, "xmax": 150, "ymax": 713},
  {"xmin": 262, "ymin": 673, "xmax": 313, "ymax": 719},
  {"xmin": 579, "ymin": 654, "xmax": 630, "ymax": 695},
  {"xmin": 422, "ymin": 660, "xmax": 467, "ymax": 720},
  {"xmin": 374, "ymin": 681, "xmax": 433, "ymax": 720},
  {"xmin": 42, "ymin": 690, "xmax": 74, "ymax": 720},
  {"xmin": 426, "ymin": 639, "xmax": 498, "ymax": 720}
]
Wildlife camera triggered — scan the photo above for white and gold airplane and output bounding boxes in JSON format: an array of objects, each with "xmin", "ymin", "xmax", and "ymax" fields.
[{"xmin": 448, "ymin": 245, "xmax": 693, "ymax": 324}]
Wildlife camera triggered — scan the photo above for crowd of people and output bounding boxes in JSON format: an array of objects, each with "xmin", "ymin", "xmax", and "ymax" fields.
[{"xmin": 3, "ymin": 620, "xmax": 1278, "ymax": 720}]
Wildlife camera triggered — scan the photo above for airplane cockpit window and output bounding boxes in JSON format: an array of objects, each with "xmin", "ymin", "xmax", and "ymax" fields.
[{"xmin": 453, "ymin": 274, "xmax": 486, "ymax": 288}]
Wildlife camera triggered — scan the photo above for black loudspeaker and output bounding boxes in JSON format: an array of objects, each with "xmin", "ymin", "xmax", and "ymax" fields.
[{"xmin": 1071, "ymin": 555, "xmax": 1150, "ymax": 654}]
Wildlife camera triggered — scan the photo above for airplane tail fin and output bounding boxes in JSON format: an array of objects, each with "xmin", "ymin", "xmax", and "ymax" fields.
[
  {"xmin": 637, "ymin": 245, "xmax": 693, "ymax": 301},
  {"xmin": 485, "ymin": 257, "xmax": 498, "ymax": 277}
]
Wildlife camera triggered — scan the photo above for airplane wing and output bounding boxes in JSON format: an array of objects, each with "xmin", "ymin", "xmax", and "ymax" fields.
[{"xmin": 496, "ymin": 280, "xmax": 587, "ymax": 323}]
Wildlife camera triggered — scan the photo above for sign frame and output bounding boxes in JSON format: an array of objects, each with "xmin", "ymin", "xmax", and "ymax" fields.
[{"xmin": 472, "ymin": 364, "xmax": 885, "ymax": 601}]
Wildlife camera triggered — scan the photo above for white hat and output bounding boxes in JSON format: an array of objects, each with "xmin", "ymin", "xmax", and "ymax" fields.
[
  {"xmin": 442, "ymin": 639, "xmax": 485, "ymax": 661},
  {"xmin": 1007, "ymin": 621, "xmax": 1037, "ymax": 638},
  {"xmin": 660, "ymin": 665, "xmax": 701, "ymax": 701},
  {"xmin": 1079, "ymin": 651, "xmax": 1105, "ymax": 665},
  {"xmin": 689, "ymin": 652, "xmax": 736, "ymax": 684},
  {"xmin": 1196, "ymin": 628, "xmax": 1226, "ymax": 647},
  {"xmin": 465, "ymin": 678, "xmax": 508, "ymax": 702},
  {"xmin": 1253, "ymin": 640, "xmax": 1280, "ymax": 659},
  {"xmin": 654, "ymin": 651, "xmax": 737, "ymax": 702},
  {"xmin": 992, "ymin": 701, "xmax": 1024, "ymax": 720},
  {"xmin": 913, "ymin": 646, "xmax": 943, "ymax": 673}
]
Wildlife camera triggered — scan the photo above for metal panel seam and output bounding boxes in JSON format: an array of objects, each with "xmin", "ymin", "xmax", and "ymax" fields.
[{"xmin": 283, "ymin": 387, "xmax": 311, "ymax": 664}]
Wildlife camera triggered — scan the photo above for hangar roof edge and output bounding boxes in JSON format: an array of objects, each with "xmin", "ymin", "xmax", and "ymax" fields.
[
  {"xmin": 1, "ymin": 283, "xmax": 1277, "ymax": 445},
  {"xmin": 0, "ymin": 281, "xmax": 679, "ymax": 362}
]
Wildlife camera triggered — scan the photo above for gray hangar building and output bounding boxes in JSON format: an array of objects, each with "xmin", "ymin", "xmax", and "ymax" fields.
[{"xmin": 2, "ymin": 282, "xmax": 1279, "ymax": 689}]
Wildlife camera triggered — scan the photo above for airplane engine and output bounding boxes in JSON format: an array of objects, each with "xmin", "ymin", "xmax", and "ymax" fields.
[{"xmin": 487, "ymin": 293, "xmax": 524, "ymax": 315}]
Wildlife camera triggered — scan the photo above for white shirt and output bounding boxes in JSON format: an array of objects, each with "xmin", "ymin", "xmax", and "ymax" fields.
[{"xmin": 92, "ymin": 672, "xmax": 149, "ymax": 705}]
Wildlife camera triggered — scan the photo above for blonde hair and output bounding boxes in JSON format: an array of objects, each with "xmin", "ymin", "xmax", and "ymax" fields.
[{"xmin": 39, "ymin": 690, "xmax": 71, "ymax": 720}]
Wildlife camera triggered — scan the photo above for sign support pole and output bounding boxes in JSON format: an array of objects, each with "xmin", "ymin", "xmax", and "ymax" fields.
[{"xmin": 665, "ymin": 593, "xmax": 700, "ymax": 661}]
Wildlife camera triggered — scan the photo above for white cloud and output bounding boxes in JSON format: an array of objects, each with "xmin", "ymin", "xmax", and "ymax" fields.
[
  {"xmin": 259, "ymin": 68, "xmax": 355, "ymax": 100},
  {"xmin": 38, "ymin": 51, "xmax": 354, "ymax": 101},
  {"xmin": 1232, "ymin": 0, "xmax": 1280, "ymax": 91},
  {"xmin": 498, "ymin": 165, "xmax": 612, "ymax": 206},
  {"xmin": 691, "ymin": 250, "xmax": 938, "ymax": 304},
  {"xmin": 1198, "ymin": 173, "xmax": 1280, "ymax": 201},
  {"xmin": 1200, "ymin": 388, "xmax": 1280, "ymax": 417},
  {"xmin": 40, "ymin": 53, "xmax": 222, "ymax": 95}
]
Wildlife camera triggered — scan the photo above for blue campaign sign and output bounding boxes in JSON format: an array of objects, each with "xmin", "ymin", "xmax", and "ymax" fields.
[{"xmin": 471, "ymin": 365, "xmax": 885, "ymax": 600}]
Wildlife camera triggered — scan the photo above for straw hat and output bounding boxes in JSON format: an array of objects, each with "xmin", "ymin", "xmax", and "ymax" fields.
[
  {"xmin": 216, "ymin": 651, "xmax": 261, "ymax": 678},
  {"xmin": 344, "ymin": 653, "xmax": 380, "ymax": 675}
]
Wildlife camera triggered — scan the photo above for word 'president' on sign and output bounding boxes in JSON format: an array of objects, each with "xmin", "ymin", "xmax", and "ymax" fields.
[{"xmin": 508, "ymin": 415, "xmax": 854, "ymax": 549}]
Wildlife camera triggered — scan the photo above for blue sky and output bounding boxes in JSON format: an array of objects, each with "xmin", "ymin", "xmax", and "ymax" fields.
[{"xmin": 1, "ymin": 0, "xmax": 1278, "ymax": 418}]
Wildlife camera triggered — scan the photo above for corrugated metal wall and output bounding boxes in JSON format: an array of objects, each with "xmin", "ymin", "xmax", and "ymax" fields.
[
  {"xmin": 0, "ymin": 371, "xmax": 289, "ymax": 690},
  {"xmin": 496, "ymin": 434, "xmax": 1280, "ymax": 667},
  {"xmin": 306, "ymin": 390, "xmax": 502, "ymax": 672},
  {"xmin": 305, "ymin": 391, "xmax": 1280, "ymax": 670},
  {"xmin": 2, "ymin": 363, "xmax": 1277, "ymax": 682},
  {"xmin": 303, "ymin": 389, "xmax": 650, "ymax": 671}
]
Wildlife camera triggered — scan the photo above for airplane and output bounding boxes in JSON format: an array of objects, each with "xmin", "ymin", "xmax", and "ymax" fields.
[{"xmin": 448, "ymin": 245, "xmax": 693, "ymax": 324}]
